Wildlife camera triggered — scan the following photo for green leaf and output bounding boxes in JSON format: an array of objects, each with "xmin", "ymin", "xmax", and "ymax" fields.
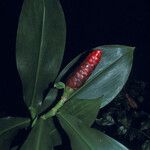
[
  {"xmin": 57, "ymin": 112, "xmax": 128, "ymax": 150},
  {"xmin": 54, "ymin": 82, "xmax": 65, "ymax": 89},
  {"xmin": 57, "ymin": 45, "xmax": 134, "ymax": 108},
  {"xmin": 20, "ymin": 118, "xmax": 61, "ymax": 150},
  {"xmin": 0, "ymin": 117, "xmax": 30, "ymax": 150},
  {"xmin": 16, "ymin": 0, "xmax": 66, "ymax": 115},
  {"xmin": 59, "ymin": 97, "xmax": 103, "ymax": 126}
]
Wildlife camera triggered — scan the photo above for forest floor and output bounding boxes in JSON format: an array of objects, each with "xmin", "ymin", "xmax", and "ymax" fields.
[{"xmin": 94, "ymin": 79, "xmax": 150, "ymax": 150}]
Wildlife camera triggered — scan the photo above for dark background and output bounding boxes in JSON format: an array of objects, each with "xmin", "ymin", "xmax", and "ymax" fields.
[{"xmin": 0, "ymin": 0, "xmax": 150, "ymax": 116}]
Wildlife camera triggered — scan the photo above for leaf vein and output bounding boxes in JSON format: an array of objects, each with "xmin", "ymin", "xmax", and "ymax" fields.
[{"xmin": 0, "ymin": 119, "xmax": 30, "ymax": 136}]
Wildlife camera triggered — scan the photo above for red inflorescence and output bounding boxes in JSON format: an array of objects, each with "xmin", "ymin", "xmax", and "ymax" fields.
[{"xmin": 66, "ymin": 49, "xmax": 103, "ymax": 89}]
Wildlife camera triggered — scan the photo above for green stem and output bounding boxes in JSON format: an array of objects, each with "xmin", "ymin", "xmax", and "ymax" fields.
[
  {"xmin": 41, "ymin": 86, "xmax": 74, "ymax": 120},
  {"xmin": 41, "ymin": 96, "xmax": 67, "ymax": 120}
]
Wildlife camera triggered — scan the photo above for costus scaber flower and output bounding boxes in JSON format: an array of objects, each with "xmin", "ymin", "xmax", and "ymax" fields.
[{"xmin": 66, "ymin": 49, "xmax": 103, "ymax": 90}]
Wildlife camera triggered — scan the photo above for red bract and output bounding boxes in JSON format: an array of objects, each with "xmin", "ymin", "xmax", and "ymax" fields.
[{"xmin": 66, "ymin": 49, "xmax": 103, "ymax": 89}]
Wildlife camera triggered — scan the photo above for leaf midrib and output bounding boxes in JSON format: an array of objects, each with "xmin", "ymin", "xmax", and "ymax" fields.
[
  {"xmin": 59, "ymin": 113, "xmax": 93, "ymax": 150},
  {"xmin": 34, "ymin": 120, "xmax": 56, "ymax": 150},
  {"xmin": 35, "ymin": 120, "xmax": 43, "ymax": 150},
  {"xmin": 0, "ymin": 119, "xmax": 30, "ymax": 136},
  {"xmin": 30, "ymin": 0, "xmax": 46, "ymax": 108}
]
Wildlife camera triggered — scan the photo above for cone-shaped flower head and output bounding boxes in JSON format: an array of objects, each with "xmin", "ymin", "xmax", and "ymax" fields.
[{"xmin": 66, "ymin": 49, "xmax": 103, "ymax": 89}]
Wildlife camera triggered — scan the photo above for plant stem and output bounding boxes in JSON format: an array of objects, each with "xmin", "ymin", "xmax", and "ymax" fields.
[
  {"xmin": 41, "ymin": 86, "xmax": 74, "ymax": 120},
  {"xmin": 41, "ymin": 96, "xmax": 67, "ymax": 120}
]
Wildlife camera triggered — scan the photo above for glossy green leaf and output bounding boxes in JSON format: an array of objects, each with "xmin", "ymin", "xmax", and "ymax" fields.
[
  {"xmin": 16, "ymin": 0, "xmax": 66, "ymax": 115},
  {"xmin": 57, "ymin": 45, "xmax": 134, "ymax": 108},
  {"xmin": 20, "ymin": 118, "xmax": 61, "ymax": 150},
  {"xmin": 59, "ymin": 97, "xmax": 103, "ymax": 126},
  {"xmin": 57, "ymin": 112, "xmax": 128, "ymax": 150},
  {"xmin": 0, "ymin": 117, "xmax": 30, "ymax": 150}
]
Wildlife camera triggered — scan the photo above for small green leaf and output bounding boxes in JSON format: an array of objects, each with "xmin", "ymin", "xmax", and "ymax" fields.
[
  {"xmin": 59, "ymin": 97, "xmax": 103, "ymax": 126},
  {"xmin": 20, "ymin": 118, "xmax": 61, "ymax": 150},
  {"xmin": 16, "ymin": 0, "xmax": 66, "ymax": 114},
  {"xmin": 57, "ymin": 112, "xmax": 128, "ymax": 150},
  {"xmin": 0, "ymin": 117, "xmax": 30, "ymax": 150},
  {"xmin": 54, "ymin": 82, "xmax": 65, "ymax": 89}
]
